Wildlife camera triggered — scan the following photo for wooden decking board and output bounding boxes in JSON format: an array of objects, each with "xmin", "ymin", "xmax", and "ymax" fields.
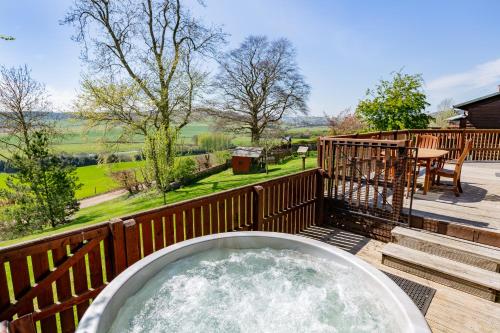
[
  {"xmin": 300, "ymin": 225, "xmax": 500, "ymax": 333},
  {"xmin": 392, "ymin": 226, "xmax": 500, "ymax": 271},
  {"xmin": 382, "ymin": 243, "xmax": 500, "ymax": 291},
  {"xmin": 404, "ymin": 162, "xmax": 500, "ymax": 230}
]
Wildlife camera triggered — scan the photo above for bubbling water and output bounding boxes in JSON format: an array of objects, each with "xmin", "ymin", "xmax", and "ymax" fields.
[{"xmin": 108, "ymin": 248, "xmax": 399, "ymax": 333}]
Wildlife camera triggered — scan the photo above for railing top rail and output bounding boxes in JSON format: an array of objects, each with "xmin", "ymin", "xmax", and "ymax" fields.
[
  {"xmin": 0, "ymin": 222, "xmax": 110, "ymax": 254},
  {"xmin": 319, "ymin": 137, "xmax": 408, "ymax": 147}
]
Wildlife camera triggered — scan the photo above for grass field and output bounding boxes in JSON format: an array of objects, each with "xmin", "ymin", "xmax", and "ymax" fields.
[
  {"xmin": 0, "ymin": 119, "xmax": 330, "ymax": 155},
  {"xmin": 0, "ymin": 160, "xmax": 145, "ymax": 199},
  {"xmin": 0, "ymin": 155, "xmax": 316, "ymax": 246}
]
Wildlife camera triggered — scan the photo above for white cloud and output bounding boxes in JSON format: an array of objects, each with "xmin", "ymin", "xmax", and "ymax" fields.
[
  {"xmin": 426, "ymin": 58, "xmax": 500, "ymax": 108},
  {"xmin": 46, "ymin": 85, "xmax": 77, "ymax": 112}
]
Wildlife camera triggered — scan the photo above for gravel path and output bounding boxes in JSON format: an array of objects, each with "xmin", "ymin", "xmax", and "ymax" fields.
[{"xmin": 79, "ymin": 189, "xmax": 128, "ymax": 208}]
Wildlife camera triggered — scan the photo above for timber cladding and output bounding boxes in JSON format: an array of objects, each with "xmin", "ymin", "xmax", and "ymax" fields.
[
  {"xmin": 0, "ymin": 168, "xmax": 323, "ymax": 333},
  {"xmin": 465, "ymin": 98, "xmax": 500, "ymax": 129}
]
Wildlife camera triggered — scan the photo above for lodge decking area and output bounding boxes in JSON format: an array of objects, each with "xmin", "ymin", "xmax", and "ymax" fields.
[
  {"xmin": 406, "ymin": 162, "xmax": 500, "ymax": 230},
  {"xmin": 1, "ymin": 129, "xmax": 500, "ymax": 333}
]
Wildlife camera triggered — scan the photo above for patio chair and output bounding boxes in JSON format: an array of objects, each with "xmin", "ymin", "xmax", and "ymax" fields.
[
  {"xmin": 405, "ymin": 135, "xmax": 441, "ymax": 197},
  {"xmin": 431, "ymin": 139, "xmax": 473, "ymax": 196},
  {"xmin": 416, "ymin": 134, "xmax": 440, "ymax": 150}
]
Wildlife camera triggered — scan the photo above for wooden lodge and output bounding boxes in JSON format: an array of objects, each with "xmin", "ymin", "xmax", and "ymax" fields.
[{"xmin": 453, "ymin": 86, "xmax": 500, "ymax": 128}]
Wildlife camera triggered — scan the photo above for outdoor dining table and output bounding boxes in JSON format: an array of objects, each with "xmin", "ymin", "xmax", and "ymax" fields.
[{"xmin": 417, "ymin": 148, "xmax": 449, "ymax": 195}]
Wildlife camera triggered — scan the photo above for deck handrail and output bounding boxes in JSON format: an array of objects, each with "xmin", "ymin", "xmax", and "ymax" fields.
[{"xmin": 321, "ymin": 129, "xmax": 500, "ymax": 161}]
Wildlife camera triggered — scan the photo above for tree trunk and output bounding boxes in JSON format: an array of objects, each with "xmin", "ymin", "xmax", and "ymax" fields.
[{"xmin": 251, "ymin": 127, "xmax": 260, "ymax": 144}]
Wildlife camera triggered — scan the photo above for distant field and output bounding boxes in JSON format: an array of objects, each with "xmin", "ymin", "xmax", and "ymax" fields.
[{"xmin": 0, "ymin": 119, "xmax": 330, "ymax": 155}]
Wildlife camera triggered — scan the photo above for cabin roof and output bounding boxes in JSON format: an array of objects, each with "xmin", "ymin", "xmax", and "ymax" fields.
[
  {"xmin": 453, "ymin": 91, "xmax": 500, "ymax": 110},
  {"xmin": 231, "ymin": 147, "xmax": 263, "ymax": 158}
]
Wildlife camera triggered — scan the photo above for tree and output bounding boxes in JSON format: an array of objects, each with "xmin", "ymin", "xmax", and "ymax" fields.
[
  {"xmin": 209, "ymin": 36, "xmax": 310, "ymax": 143},
  {"xmin": 0, "ymin": 34, "xmax": 15, "ymax": 41},
  {"xmin": 430, "ymin": 98, "xmax": 458, "ymax": 128},
  {"xmin": 65, "ymin": 0, "xmax": 225, "ymax": 188},
  {"xmin": 143, "ymin": 125, "xmax": 177, "ymax": 205},
  {"xmin": 356, "ymin": 72, "xmax": 432, "ymax": 130},
  {"xmin": 1, "ymin": 131, "xmax": 80, "ymax": 237},
  {"xmin": 0, "ymin": 65, "xmax": 52, "ymax": 158},
  {"xmin": 0, "ymin": 66, "xmax": 80, "ymax": 237},
  {"xmin": 327, "ymin": 108, "xmax": 366, "ymax": 135}
]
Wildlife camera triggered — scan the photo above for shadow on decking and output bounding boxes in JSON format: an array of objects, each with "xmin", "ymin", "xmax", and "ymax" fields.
[
  {"xmin": 405, "ymin": 163, "xmax": 500, "ymax": 230},
  {"xmin": 299, "ymin": 225, "xmax": 370, "ymax": 255}
]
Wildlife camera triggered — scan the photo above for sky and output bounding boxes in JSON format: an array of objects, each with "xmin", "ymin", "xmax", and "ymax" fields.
[{"xmin": 1, "ymin": 0, "xmax": 500, "ymax": 116}]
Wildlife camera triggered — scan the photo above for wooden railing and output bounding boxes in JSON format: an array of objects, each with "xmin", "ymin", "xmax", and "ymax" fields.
[
  {"xmin": 336, "ymin": 129, "xmax": 500, "ymax": 161},
  {"xmin": 317, "ymin": 137, "xmax": 413, "ymax": 230},
  {"xmin": 0, "ymin": 168, "xmax": 322, "ymax": 333}
]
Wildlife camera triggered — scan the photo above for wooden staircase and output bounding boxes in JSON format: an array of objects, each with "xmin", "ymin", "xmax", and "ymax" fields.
[{"xmin": 382, "ymin": 226, "xmax": 500, "ymax": 302}]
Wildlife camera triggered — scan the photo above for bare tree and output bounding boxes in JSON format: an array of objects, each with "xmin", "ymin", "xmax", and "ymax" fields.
[
  {"xmin": 0, "ymin": 65, "xmax": 51, "ymax": 159},
  {"xmin": 327, "ymin": 108, "xmax": 366, "ymax": 135},
  {"xmin": 64, "ymin": 0, "xmax": 225, "ymax": 178},
  {"xmin": 209, "ymin": 36, "xmax": 310, "ymax": 143},
  {"xmin": 0, "ymin": 66, "xmax": 80, "ymax": 236}
]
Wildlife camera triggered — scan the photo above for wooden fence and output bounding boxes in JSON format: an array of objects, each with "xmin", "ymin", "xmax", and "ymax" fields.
[
  {"xmin": 336, "ymin": 129, "xmax": 500, "ymax": 161},
  {"xmin": 0, "ymin": 168, "xmax": 322, "ymax": 333}
]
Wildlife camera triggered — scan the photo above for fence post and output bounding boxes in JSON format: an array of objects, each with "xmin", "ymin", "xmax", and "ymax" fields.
[
  {"xmin": 252, "ymin": 186, "xmax": 264, "ymax": 231},
  {"xmin": 109, "ymin": 218, "xmax": 127, "ymax": 277},
  {"xmin": 123, "ymin": 219, "xmax": 140, "ymax": 266},
  {"xmin": 315, "ymin": 169, "xmax": 325, "ymax": 226},
  {"xmin": 460, "ymin": 129, "xmax": 466, "ymax": 158},
  {"xmin": 317, "ymin": 137, "xmax": 323, "ymax": 169}
]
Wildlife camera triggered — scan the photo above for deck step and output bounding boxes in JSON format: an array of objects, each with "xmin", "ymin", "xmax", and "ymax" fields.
[
  {"xmin": 382, "ymin": 243, "xmax": 500, "ymax": 301},
  {"xmin": 391, "ymin": 226, "xmax": 500, "ymax": 272}
]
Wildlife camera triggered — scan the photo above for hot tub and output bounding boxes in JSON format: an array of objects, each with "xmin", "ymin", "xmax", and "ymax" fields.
[{"xmin": 76, "ymin": 232, "xmax": 430, "ymax": 333}]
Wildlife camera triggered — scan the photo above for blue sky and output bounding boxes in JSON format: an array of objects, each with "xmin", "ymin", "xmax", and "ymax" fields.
[{"xmin": 1, "ymin": 0, "xmax": 500, "ymax": 116}]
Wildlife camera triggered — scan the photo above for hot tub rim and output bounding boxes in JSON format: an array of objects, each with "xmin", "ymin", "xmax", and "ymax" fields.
[{"xmin": 76, "ymin": 231, "xmax": 430, "ymax": 333}]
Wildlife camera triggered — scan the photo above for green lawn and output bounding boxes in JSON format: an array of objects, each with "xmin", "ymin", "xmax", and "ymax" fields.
[
  {"xmin": 0, "ymin": 160, "xmax": 145, "ymax": 200},
  {"xmin": 74, "ymin": 160, "xmax": 146, "ymax": 198},
  {"xmin": 0, "ymin": 155, "xmax": 317, "ymax": 247}
]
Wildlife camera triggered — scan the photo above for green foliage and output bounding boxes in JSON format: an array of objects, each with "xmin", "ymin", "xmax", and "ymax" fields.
[
  {"xmin": 198, "ymin": 132, "xmax": 232, "ymax": 152},
  {"xmin": 143, "ymin": 126, "xmax": 177, "ymax": 204},
  {"xmin": 0, "ymin": 34, "xmax": 15, "ymax": 41},
  {"xmin": 212, "ymin": 150, "xmax": 231, "ymax": 165},
  {"xmin": 174, "ymin": 157, "xmax": 197, "ymax": 182},
  {"xmin": 0, "ymin": 131, "xmax": 80, "ymax": 238},
  {"xmin": 356, "ymin": 72, "xmax": 432, "ymax": 130}
]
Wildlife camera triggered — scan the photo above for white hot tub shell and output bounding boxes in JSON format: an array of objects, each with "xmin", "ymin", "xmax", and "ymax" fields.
[{"xmin": 76, "ymin": 232, "xmax": 431, "ymax": 333}]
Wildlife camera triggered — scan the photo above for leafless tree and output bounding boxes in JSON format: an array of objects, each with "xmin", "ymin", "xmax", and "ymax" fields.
[
  {"xmin": 209, "ymin": 36, "xmax": 310, "ymax": 143},
  {"xmin": 0, "ymin": 65, "xmax": 52, "ymax": 159},
  {"xmin": 64, "ymin": 0, "xmax": 225, "ymax": 190},
  {"xmin": 64, "ymin": 0, "xmax": 225, "ymax": 142}
]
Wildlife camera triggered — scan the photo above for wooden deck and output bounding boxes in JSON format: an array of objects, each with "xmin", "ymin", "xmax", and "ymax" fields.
[
  {"xmin": 405, "ymin": 162, "xmax": 500, "ymax": 230},
  {"xmin": 300, "ymin": 225, "xmax": 500, "ymax": 333}
]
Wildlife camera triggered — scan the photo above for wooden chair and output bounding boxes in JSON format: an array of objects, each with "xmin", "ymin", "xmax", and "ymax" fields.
[
  {"xmin": 406, "ymin": 135, "xmax": 440, "ymax": 197},
  {"xmin": 416, "ymin": 134, "xmax": 440, "ymax": 150},
  {"xmin": 431, "ymin": 139, "xmax": 473, "ymax": 196}
]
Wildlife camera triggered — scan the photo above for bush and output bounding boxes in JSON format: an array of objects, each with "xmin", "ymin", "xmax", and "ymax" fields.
[
  {"xmin": 174, "ymin": 157, "xmax": 197, "ymax": 182},
  {"xmin": 110, "ymin": 169, "xmax": 141, "ymax": 194},
  {"xmin": 212, "ymin": 150, "xmax": 231, "ymax": 165}
]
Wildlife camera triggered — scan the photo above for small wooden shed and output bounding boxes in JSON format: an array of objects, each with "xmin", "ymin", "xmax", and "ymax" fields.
[{"xmin": 231, "ymin": 147, "xmax": 264, "ymax": 174}]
